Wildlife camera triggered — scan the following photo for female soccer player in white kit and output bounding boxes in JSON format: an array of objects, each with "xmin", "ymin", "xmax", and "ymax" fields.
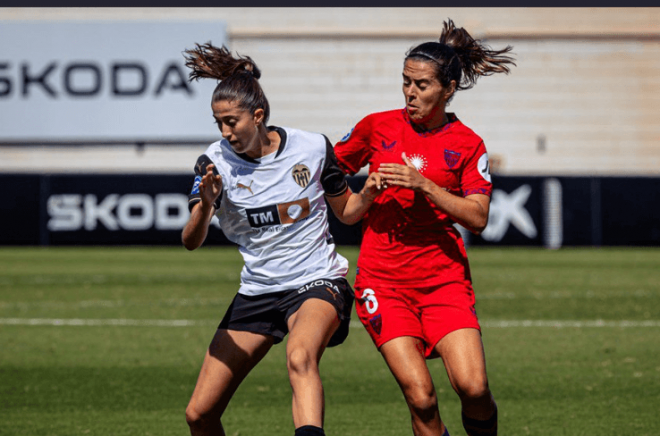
[{"xmin": 181, "ymin": 43, "xmax": 382, "ymax": 436}]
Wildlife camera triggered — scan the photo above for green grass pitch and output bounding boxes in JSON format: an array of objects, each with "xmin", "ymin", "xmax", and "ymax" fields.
[{"xmin": 1, "ymin": 246, "xmax": 659, "ymax": 436}]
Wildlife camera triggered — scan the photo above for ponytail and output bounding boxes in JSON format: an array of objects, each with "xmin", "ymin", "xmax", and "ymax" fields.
[
  {"xmin": 184, "ymin": 43, "xmax": 261, "ymax": 81},
  {"xmin": 406, "ymin": 19, "xmax": 516, "ymax": 93},
  {"xmin": 183, "ymin": 42, "xmax": 270, "ymax": 124}
]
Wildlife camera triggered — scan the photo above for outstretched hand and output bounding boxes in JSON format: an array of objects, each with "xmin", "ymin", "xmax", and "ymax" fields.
[
  {"xmin": 199, "ymin": 164, "xmax": 223, "ymax": 207},
  {"xmin": 378, "ymin": 152, "xmax": 428, "ymax": 191}
]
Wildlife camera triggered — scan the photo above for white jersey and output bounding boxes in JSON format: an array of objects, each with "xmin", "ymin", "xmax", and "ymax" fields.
[{"xmin": 188, "ymin": 126, "xmax": 350, "ymax": 296}]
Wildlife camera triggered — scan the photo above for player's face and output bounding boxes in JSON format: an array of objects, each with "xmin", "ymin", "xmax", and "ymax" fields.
[
  {"xmin": 402, "ymin": 59, "xmax": 455, "ymax": 128},
  {"xmin": 212, "ymin": 99, "xmax": 260, "ymax": 155}
]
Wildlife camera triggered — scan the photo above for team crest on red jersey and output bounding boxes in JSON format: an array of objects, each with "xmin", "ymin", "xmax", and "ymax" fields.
[
  {"xmin": 369, "ymin": 314, "xmax": 382, "ymax": 335},
  {"xmin": 444, "ymin": 149, "xmax": 461, "ymax": 168}
]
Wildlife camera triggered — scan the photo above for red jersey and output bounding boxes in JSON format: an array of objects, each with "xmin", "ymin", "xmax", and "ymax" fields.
[{"xmin": 334, "ymin": 109, "xmax": 492, "ymax": 287}]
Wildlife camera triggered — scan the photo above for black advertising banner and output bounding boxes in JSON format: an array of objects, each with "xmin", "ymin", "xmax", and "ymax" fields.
[
  {"xmin": 44, "ymin": 174, "xmax": 191, "ymax": 245},
  {"xmin": 1, "ymin": 174, "xmax": 659, "ymax": 247},
  {"xmin": 328, "ymin": 175, "xmax": 549, "ymax": 248},
  {"xmin": 0, "ymin": 175, "xmax": 42, "ymax": 245},
  {"xmin": 557, "ymin": 177, "xmax": 595, "ymax": 247},
  {"xmin": 0, "ymin": 174, "xmax": 230, "ymax": 246},
  {"xmin": 469, "ymin": 176, "xmax": 545, "ymax": 247},
  {"xmin": 599, "ymin": 177, "xmax": 660, "ymax": 246},
  {"xmin": 330, "ymin": 175, "xmax": 660, "ymax": 248}
]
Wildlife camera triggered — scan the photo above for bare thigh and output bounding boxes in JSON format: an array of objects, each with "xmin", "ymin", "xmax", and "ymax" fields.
[
  {"xmin": 380, "ymin": 336, "xmax": 433, "ymax": 392},
  {"xmin": 285, "ymin": 298, "xmax": 341, "ymax": 428},
  {"xmin": 379, "ymin": 336, "xmax": 447, "ymax": 436},
  {"xmin": 286, "ymin": 298, "xmax": 340, "ymax": 356},
  {"xmin": 434, "ymin": 328, "xmax": 489, "ymax": 398},
  {"xmin": 187, "ymin": 328, "xmax": 274, "ymax": 420}
]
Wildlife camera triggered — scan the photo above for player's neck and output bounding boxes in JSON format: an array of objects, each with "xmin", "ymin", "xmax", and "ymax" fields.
[
  {"xmin": 246, "ymin": 127, "xmax": 280, "ymax": 159},
  {"xmin": 411, "ymin": 110, "xmax": 449, "ymax": 133}
]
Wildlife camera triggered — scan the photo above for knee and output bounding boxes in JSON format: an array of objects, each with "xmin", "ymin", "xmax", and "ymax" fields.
[
  {"xmin": 185, "ymin": 404, "xmax": 202, "ymax": 429},
  {"xmin": 287, "ymin": 347, "xmax": 316, "ymax": 377},
  {"xmin": 404, "ymin": 385, "xmax": 438, "ymax": 419},
  {"xmin": 454, "ymin": 376, "xmax": 491, "ymax": 403},
  {"xmin": 185, "ymin": 403, "xmax": 215, "ymax": 431}
]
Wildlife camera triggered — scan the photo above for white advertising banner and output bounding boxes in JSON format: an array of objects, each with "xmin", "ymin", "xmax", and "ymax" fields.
[{"xmin": 0, "ymin": 21, "xmax": 226, "ymax": 142}]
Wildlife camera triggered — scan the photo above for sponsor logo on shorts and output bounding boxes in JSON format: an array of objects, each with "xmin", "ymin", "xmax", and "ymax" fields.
[
  {"xmin": 324, "ymin": 287, "xmax": 338, "ymax": 300},
  {"xmin": 297, "ymin": 280, "xmax": 340, "ymax": 295},
  {"xmin": 369, "ymin": 314, "xmax": 382, "ymax": 335}
]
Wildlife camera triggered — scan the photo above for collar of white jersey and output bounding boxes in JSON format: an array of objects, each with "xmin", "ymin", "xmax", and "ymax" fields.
[{"xmin": 234, "ymin": 126, "xmax": 288, "ymax": 164}]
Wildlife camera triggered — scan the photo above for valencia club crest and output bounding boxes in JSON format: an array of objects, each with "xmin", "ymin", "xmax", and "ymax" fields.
[{"xmin": 292, "ymin": 164, "xmax": 311, "ymax": 188}]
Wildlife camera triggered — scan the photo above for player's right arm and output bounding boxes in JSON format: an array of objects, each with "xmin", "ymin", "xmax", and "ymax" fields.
[{"xmin": 182, "ymin": 159, "xmax": 223, "ymax": 251}]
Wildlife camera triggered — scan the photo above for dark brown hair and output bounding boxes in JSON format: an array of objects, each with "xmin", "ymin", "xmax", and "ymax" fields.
[
  {"xmin": 406, "ymin": 19, "xmax": 516, "ymax": 99},
  {"xmin": 183, "ymin": 42, "xmax": 270, "ymax": 124}
]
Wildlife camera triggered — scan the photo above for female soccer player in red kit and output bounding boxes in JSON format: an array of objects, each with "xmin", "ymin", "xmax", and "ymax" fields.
[{"xmin": 333, "ymin": 20, "xmax": 515, "ymax": 436}]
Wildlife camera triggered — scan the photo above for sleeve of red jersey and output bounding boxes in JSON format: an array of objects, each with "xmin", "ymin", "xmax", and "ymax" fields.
[
  {"xmin": 460, "ymin": 140, "xmax": 493, "ymax": 198},
  {"xmin": 332, "ymin": 116, "xmax": 373, "ymax": 176}
]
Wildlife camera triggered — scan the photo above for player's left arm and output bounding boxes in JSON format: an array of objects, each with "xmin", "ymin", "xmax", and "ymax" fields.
[
  {"xmin": 321, "ymin": 135, "xmax": 383, "ymax": 225},
  {"xmin": 378, "ymin": 151, "xmax": 490, "ymax": 234},
  {"xmin": 326, "ymin": 172, "xmax": 384, "ymax": 225},
  {"xmin": 419, "ymin": 188, "xmax": 490, "ymax": 234}
]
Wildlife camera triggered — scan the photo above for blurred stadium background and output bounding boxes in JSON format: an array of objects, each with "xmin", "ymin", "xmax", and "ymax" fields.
[
  {"xmin": 2, "ymin": 8, "xmax": 660, "ymax": 436},
  {"xmin": 1, "ymin": 7, "xmax": 659, "ymax": 248}
]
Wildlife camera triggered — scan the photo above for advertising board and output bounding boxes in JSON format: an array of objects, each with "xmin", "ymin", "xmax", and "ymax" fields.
[{"xmin": 0, "ymin": 21, "xmax": 226, "ymax": 142}]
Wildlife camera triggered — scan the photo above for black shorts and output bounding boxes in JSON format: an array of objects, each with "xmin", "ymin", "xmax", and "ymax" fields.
[{"xmin": 218, "ymin": 277, "xmax": 355, "ymax": 347}]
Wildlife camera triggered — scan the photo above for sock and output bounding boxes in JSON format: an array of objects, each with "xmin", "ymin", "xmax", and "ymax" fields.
[
  {"xmin": 442, "ymin": 426, "xmax": 451, "ymax": 436},
  {"xmin": 462, "ymin": 405, "xmax": 498, "ymax": 436},
  {"xmin": 294, "ymin": 425, "xmax": 325, "ymax": 436}
]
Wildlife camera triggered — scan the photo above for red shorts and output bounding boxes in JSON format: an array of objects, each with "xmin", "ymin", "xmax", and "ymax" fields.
[{"xmin": 354, "ymin": 280, "xmax": 481, "ymax": 358}]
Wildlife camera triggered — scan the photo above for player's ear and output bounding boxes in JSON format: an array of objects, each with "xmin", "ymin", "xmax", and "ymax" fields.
[
  {"xmin": 253, "ymin": 108, "xmax": 265, "ymax": 127},
  {"xmin": 445, "ymin": 80, "xmax": 457, "ymax": 101}
]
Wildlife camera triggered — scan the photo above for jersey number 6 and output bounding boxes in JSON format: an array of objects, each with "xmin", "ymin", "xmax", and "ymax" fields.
[{"xmin": 362, "ymin": 289, "xmax": 379, "ymax": 314}]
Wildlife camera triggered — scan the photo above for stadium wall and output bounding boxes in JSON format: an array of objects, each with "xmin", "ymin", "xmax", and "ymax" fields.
[{"xmin": 1, "ymin": 8, "xmax": 660, "ymax": 176}]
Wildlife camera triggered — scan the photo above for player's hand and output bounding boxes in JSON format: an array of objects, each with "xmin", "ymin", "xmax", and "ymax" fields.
[
  {"xmin": 199, "ymin": 163, "xmax": 223, "ymax": 206},
  {"xmin": 360, "ymin": 171, "xmax": 384, "ymax": 201},
  {"xmin": 378, "ymin": 152, "xmax": 428, "ymax": 191}
]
